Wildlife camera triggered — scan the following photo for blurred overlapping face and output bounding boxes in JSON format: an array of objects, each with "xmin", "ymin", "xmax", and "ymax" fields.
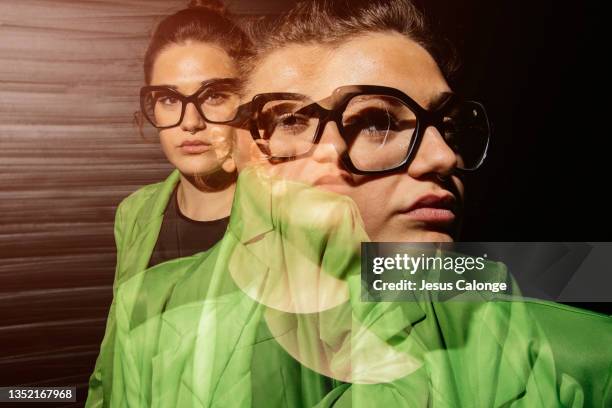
[
  {"xmin": 150, "ymin": 41, "xmax": 238, "ymax": 177},
  {"xmin": 238, "ymin": 32, "xmax": 465, "ymax": 242}
]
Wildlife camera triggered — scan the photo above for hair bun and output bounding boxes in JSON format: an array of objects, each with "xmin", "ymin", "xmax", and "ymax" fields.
[{"xmin": 188, "ymin": 0, "xmax": 227, "ymax": 14}]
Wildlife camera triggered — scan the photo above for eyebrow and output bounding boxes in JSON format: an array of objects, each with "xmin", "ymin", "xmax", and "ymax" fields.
[
  {"xmin": 349, "ymin": 94, "xmax": 404, "ymax": 107},
  {"xmin": 153, "ymin": 78, "xmax": 236, "ymax": 91},
  {"xmin": 201, "ymin": 77, "xmax": 238, "ymax": 88},
  {"xmin": 343, "ymin": 91, "xmax": 454, "ymax": 111},
  {"xmin": 263, "ymin": 101, "xmax": 305, "ymax": 114},
  {"xmin": 154, "ymin": 84, "xmax": 178, "ymax": 90},
  {"xmin": 427, "ymin": 92, "xmax": 454, "ymax": 110}
]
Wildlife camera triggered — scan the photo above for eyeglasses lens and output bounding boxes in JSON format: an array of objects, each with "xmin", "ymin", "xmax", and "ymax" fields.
[
  {"xmin": 341, "ymin": 95, "xmax": 416, "ymax": 172},
  {"xmin": 252, "ymin": 93, "xmax": 489, "ymax": 172},
  {"xmin": 256, "ymin": 99, "xmax": 320, "ymax": 157},
  {"xmin": 441, "ymin": 101, "xmax": 489, "ymax": 170},
  {"xmin": 142, "ymin": 88, "xmax": 240, "ymax": 127}
]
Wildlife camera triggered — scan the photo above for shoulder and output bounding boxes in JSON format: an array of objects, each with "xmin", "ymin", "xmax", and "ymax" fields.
[
  {"xmin": 115, "ymin": 170, "xmax": 180, "ymax": 225},
  {"xmin": 525, "ymin": 299, "xmax": 611, "ymax": 335},
  {"xmin": 117, "ymin": 180, "xmax": 166, "ymax": 215}
]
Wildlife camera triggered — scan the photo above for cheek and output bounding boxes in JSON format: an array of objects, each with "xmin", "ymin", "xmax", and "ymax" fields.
[
  {"xmin": 347, "ymin": 178, "xmax": 398, "ymax": 222},
  {"xmin": 233, "ymin": 129, "xmax": 266, "ymax": 171},
  {"xmin": 454, "ymin": 176, "xmax": 465, "ymax": 200},
  {"xmin": 208, "ymin": 125, "xmax": 234, "ymax": 157},
  {"xmin": 344, "ymin": 176, "xmax": 413, "ymax": 240},
  {"xmin": 158, "ymin": 129, "xmax": 178, "ymax": 158}
]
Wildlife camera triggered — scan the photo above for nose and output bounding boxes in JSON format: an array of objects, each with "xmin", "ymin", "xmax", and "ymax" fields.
[
  {"xmin": 407, "ymin": 125, "xmax": 458, "ymax": 179},
  {"xmin": 311, "ymin": 122, "xmax": 346, "ymax": 164},
  {"xmin": 180, "ymin": 102, "xmax": 206, "ymax": 133}
]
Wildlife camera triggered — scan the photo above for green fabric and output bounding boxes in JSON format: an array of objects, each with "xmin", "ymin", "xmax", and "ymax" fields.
[
  {"xmin": 86, "ymin": 169, "xmax": 180, "ymax": 408},
  {"xmin": 525, "ymin": 301, "xmax": 612, "ymax": 407},
  {"xmin": 86, "ymin": 167, "xmax": 611, "ymax": 407}
]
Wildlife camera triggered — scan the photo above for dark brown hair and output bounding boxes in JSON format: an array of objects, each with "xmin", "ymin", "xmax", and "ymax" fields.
[
  {"xmin": 143, "ymin": 0, "xmax": 251, "ymax": 84},
  {"xmin": 244, "ymin": 0, "xmax": 458, "ymax": 80}
]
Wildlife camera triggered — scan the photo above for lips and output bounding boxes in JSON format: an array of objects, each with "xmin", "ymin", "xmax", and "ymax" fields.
[
  {"xmin": 179, "ymin": 139, "xmax": 212, "ymax": 154},
  {"xmin": 402, "ymin": 193, "xmax": 457, "ymax": 224}
]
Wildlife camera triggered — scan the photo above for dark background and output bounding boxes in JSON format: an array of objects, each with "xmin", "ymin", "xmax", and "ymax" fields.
[
  {"xmin": 0, "ymin": 0, "xmax": 609, "ymax": 406},
  {"xmin": 433, "ymin": 1, "xmax": 608, "ymax": 242}
]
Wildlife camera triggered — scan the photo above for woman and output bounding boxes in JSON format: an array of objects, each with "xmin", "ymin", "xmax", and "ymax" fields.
[
  {"xmin": 104, "ymin": 1, "xmax": 570, "ymax": 407},
  {"xmin": 86, "ymin": 1, "xmax": 250, "ymax": 405},
  {"xmin": 132, "ymin": 0, "xmax": 250, "ymax": 270},
  {"xmin": 230, "ymin": 1, "xmax": 608, "ymax": 407}
]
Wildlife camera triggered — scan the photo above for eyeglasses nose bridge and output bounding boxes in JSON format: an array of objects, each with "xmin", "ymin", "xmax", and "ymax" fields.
[
  {"xmin": 180, "ymin": 97, "xmax": 207, "ymax": 127},
  {"xmin": 313, "ymin": 115, "xmax": 350, "ymax": 158},
  {"xmin": 307, "ymin": 105, "xmax": 335, "ymax": 144},
  {"xmin": 417, "ymin": 110, "xmax": 450, "ymax": 146},
  {"xmin": 184, "ymin": 93, "xmax": 208, "ymax": 118}
]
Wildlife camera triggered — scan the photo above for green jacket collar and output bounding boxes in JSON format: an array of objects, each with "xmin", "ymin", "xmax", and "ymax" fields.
[
  {"xmin": 227, "ymin": 167, "xmax": 274, "ymax": 244},
  {"xmin": 136, "ymin": 170, "xmax": 181, "ymax": 227},
  {"xmin": 123, "ymin": 170, "xmax": 181, "ymax": 280}
]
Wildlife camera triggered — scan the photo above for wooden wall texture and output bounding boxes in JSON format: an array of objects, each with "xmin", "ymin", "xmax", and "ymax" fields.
[
  {"xmin": 0, "ymin": 0, "xmax": 293, "ymax": 405},
  {"xmin": 0, "ymin": 0, "xmax": 296, "ymax": 404}
]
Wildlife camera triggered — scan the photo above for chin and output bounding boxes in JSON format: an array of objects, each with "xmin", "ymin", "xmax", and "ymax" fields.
[
  {"xmin": 174, "ymin": 161, "xmax": 224, "ymax": 178},
  {"xmin": 412, "ymin": 230, "xmax": 455, "ymax": 243},
  {"xmin": 374, "ymin": 228, "xmax": 455, "ymax": 243}
]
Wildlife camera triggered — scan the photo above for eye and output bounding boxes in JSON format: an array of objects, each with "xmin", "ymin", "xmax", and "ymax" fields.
[
  {"xmin": 442, "ymin": 116, "xmax": 463, "ymax": 147},
  {"xmin": 158, "ymin": 95, "xmax": 180, "ymax": 106},
  {"xmin": 275, "ymin": 113, "xmax": 311, "ymax": 137},
  {"xmin": 202, "ymin": 92, "xmax": 230, "ymax": 106},
  {"xmin": 442, "ymin": 116, "xmax": 456, "ymax": 131},
  {"xmin": 278, "ymin": 113, "xmax": 308, "ymax": 128},
  {"xmin": 260, "ymin": 111, "xmax": 312, "ymax": 138},
  {"xmin": 344, "ymin": 109, "xmax": 399, "ymax": 138}
]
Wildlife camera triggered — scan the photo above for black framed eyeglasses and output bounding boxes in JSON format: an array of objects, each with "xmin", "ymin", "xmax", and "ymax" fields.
[
  {"xmin": 233, "ymin": 85, "xmax": 490, "ymax": 175},
  {"xmin": 140, "ymin": 78, "xmax": 241, "ymax": 129}
]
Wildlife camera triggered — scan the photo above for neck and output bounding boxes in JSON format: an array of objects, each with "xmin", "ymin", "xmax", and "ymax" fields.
[{"xmin": 177, "ymin": 171, "xmax": 236, "ymax": 221}]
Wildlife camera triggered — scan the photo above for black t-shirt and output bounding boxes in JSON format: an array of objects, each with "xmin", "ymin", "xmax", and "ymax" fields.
[{"xmin": 147, "ymin": 188, "xmax": 230, "ymax": 268}]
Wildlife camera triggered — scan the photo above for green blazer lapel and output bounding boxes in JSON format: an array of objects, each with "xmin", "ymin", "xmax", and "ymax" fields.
[
  {"xmin": 120, "ymin": 170, "xmax": 180, "ymax": 284},
  {"xmin": 227, "ymin": 167, "xmax": 274, "ymax": 245}
]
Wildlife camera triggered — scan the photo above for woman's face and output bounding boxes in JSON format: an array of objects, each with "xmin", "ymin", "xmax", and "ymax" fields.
[
  {"xmin": 150, "ymin": 41, "xmax": 237, "ymax": 178},
  {"xmin": 239, "ymin": 32, "xmax": 464, "ymax": 242}
]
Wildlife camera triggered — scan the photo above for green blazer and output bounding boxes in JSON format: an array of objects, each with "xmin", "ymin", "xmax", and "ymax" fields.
[
  {"xmin": 86, "ymin": 170, "xmax": 181, "ymax": 408},
  {"xmin": 86, "ymin": 168, "xmax": 611, "ymax": 407},
  {"xmin": 526, "ymin": 301, "xmax": 612, "ymax": 407}
]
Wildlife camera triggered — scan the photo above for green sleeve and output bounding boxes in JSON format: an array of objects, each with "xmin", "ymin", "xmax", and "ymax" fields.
[{"xmin": 85, "ymin": 202, "xmax": 126, "ymax": 408}]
